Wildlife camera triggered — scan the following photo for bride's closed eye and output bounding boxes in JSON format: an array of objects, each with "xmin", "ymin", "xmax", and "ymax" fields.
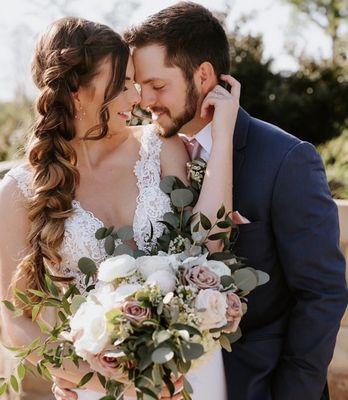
[{"xmin": 153, "ymin": 85, "xmax": 165, "ymax": 91}]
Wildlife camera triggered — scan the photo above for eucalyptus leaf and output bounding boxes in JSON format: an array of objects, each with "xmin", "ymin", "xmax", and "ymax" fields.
[
  {"xmin": 95, "ymin": 227, "xmax": 107, "ymax": 240},
  {"xmin": 104, "ymin": 236, "xmax": 115, "ymax": 255},
  {"xmin": 181, "ymin": 342, "xmax": 204, "ymax": 360},
  {"xmin": 163, "ymin": 212, "xmax": 180, "ymax": 229},
  {"xmin": 171, "ymin": 189, "xmax": 194, "ymax": 208},
  {"xmin": 225, "ymin": 327, "xmax": 242, "ymax": 344},
  {"xmin": 183, "ymin": 376, "xmax": 193, "ymax": 394},
  {"xmin": 78, "ymin": 257, "xmax": 97, "ymax": 276},
  {"xmin": 117, "ymin": 226, "xmax": 134, "ymax": 241},
  {"xmin": 208, "ymin": 232, "xmax": 228, "ymax": 241},
  {"xmin": 160, "ymin": 176, "xmax": 176, "ymax": 194},
  {"xmin": 233, "ymin": 269, "xmax": 258, "ymax": 292},
  {"xmin": 151, "ymin": 347, "xmax": 174, "ymax": 364},
  {"xmin": 171, "ymin": 323, "xmax": 202, "ymax": 337},
  {"xmin": 114, "ymin": 244, "xmax": 134, "ymax": 257},
  {"xmin": 220, "ymin": 275, "xmax": 234, "ymax": 289},
  {"xmin": 256, "ymin": 270, "xmax": 270, "ymax": 286}
]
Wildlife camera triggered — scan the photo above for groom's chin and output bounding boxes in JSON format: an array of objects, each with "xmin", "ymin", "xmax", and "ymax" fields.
[{"xmin": 154, "ymin": 121, "xmax": 179, "ymax": 138}]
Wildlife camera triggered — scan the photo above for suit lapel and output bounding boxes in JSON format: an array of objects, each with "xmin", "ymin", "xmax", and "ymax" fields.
[{"xmin": 233, "ymin": 107, "xmax": 250, "ymax": 185}]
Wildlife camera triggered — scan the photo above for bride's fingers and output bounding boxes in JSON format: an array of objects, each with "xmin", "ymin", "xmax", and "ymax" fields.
[
  {"xmin": 220, "ymin": 74, "xmax": 241, "ymax": 99},
  {"xmin": 52, "ymin": 383, "xmax": 77, "ymax": 400},
  {"xmin": 200, "ymin": 94, "xmax": 217, "ymax": 118},
  {"xmin": 53, "ymin": 377, "xmax": 78, "ymax": 389}
]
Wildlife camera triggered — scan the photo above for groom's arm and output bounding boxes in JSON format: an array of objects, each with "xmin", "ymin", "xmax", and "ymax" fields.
[{"xmin": 271, "ymin": 141, "xmax": 347, "ymax": 400}]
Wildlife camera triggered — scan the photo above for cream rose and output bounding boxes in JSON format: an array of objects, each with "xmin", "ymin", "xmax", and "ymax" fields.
[
  {"xmin": 98, "ymin": 255, "xmax": 137, "ymax": 282},
  {"xmin": 195, "ymin": 289, "xmax": 227, "ymax": 331},
  {"xmin": 70, "ymin": 301, "xmax": 109, "ymax": 357},
  {"xmin": 145, "ymin": 270, "xmax": 176, "ymax": 294},
  {"xmin": 137, "ymin": 255, "xmax": 175, "ymax": 279},
  {"xmin": 206, "ymin": 260, "xmax": 231, "ymax": 277}
]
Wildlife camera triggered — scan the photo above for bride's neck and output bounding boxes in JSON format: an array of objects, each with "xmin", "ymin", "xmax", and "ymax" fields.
[{"xmin": 71, "ymin": 127, "xmax": 130, "ymax": 170}]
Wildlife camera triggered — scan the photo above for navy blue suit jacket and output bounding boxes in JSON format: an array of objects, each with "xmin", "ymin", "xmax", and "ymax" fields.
[{"xmin": 222, "ymin": 108, "xmax": 348, "ymax": 400}]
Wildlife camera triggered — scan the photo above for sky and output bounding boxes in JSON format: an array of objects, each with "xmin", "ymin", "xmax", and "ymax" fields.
[{"xmin": 0, "ymin": 0, "xmax": 332, "ymax": 101}]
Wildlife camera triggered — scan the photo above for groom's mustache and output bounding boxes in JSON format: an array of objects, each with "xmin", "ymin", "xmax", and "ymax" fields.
[{"xmin": 149, "ymin": 107, "xmax": 171, "ymax": 117}]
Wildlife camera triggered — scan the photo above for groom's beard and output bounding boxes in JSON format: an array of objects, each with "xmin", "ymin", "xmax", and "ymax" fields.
[{"xmin": 153, "ymin": 81, "xmax": 199, "ymax": 138}]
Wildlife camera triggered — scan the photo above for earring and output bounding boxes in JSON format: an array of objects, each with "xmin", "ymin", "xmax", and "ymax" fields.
[{"xmin": 75, "ymin": 104, "xmax": 86, "ymax": 121}]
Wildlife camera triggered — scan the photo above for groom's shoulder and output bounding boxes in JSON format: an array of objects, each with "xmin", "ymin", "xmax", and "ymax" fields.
[{"xmin": 248, "ymin": 115, "xmax": 301, "ymax": 156}]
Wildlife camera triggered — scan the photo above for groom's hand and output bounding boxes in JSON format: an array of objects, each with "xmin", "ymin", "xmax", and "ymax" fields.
[{"xmin": 200, "ymin": 74, "xmax": 240, "ymax": 142}]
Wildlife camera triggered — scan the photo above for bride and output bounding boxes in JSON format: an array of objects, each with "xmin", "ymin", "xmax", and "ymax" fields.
[{"xmin": 0, "ymin": 17, "xmax": 239, "ymax": 400}]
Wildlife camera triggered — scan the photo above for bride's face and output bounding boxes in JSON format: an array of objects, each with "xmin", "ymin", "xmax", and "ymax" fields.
[{"xmin": 74, "ymin": 55, "xmax": 140, "ymax": 135}]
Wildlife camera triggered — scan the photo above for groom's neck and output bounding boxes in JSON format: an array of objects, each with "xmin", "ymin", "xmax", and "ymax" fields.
[{"xmin": 179, "ymin": 115, "xmax": 211, "ymax": 137}]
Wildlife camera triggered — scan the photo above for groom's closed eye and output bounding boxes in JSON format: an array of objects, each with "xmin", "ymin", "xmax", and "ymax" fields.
[{"xmin": 153, "ymin": 85, "xmax": 165, "ymax": 91}]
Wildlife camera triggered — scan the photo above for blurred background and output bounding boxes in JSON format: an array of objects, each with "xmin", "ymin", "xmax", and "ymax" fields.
[{"xmin": 0, "ymin": 1, "xmax": 347, "ymax": 399}]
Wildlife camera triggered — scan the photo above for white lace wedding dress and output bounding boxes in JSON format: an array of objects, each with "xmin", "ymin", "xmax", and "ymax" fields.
[{"xmin": 6, "ymin": 125, "xmax": 227, "ymax": 400}]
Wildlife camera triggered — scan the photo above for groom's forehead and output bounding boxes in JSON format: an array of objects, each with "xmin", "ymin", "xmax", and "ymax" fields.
[{"xmin": 133, "ymin": 45, "xmax": 173, "ymax": 82}]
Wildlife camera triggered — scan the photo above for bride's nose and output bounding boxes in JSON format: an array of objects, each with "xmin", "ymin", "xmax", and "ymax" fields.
[{"xmin": 129, "ymin": 85, "xmax": 141, "ymax": 107}]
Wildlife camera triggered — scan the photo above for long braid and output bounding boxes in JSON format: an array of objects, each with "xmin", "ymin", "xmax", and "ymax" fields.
[{"xmin": 11, "ymin": 17, "xmax": 129, "ymax": 312}]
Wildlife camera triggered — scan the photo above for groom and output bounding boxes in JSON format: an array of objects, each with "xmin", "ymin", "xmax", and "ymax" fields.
[
  {"xmin": 124, "ymin": 2, "xmax": 347, "ymax": 399},
  {"xmin": 54, "ymin": 2, "xmax": 347, "ymax": 400}
]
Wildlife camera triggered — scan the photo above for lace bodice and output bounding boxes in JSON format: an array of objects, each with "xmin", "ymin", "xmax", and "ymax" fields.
[{"xmin": 5, "ymin": 124, "xmax": 171, "ymax": 292}]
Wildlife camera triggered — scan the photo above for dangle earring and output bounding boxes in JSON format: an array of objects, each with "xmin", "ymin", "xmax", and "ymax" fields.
[{"xmin": 75, "ymin": 103, "xmax": 86, "ymax": 121}]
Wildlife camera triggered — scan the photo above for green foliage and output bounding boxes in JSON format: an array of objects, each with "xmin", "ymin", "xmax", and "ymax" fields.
[
  {"xmin": 228, "ymin": 27, "xmax": 348, "ymax": 145},
  {"xmin": 318, "ymin": 131, "xmax": 348, "ymax": 199}
]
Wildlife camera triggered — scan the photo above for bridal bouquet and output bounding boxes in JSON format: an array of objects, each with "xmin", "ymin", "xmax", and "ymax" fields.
[{"xmin": 1, "ymin": 162, "xmax": 269, "ymax": 400}]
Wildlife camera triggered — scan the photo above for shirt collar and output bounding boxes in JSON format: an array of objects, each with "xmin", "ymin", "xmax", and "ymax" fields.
[{"xmin": 178, "ymin": 122, "xmax": 212, "ymax": 154}]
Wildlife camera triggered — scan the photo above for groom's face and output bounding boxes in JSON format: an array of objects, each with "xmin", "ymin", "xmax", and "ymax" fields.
[{"xmin": 133, "ymin": 44, "xmax": 199, "ymax": 137}]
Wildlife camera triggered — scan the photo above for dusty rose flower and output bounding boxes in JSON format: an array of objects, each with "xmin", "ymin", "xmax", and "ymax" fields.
[
  {"xmin": 225, "ymin": 292, "xmax": 243, "ymax": 333},
  {"xmin": 122, "ymin": 299, "xmax": 151, "ymax": 324},
  {"xmin": 184, "ymin": 266, "xmax": 220, "ymax": 290},
  {"xmin": 86, "ymin": 348, "xmax": 135, "ymax": 379}
]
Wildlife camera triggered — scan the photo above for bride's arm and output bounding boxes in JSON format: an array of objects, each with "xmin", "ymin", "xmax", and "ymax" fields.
[
  {"xmin": 0, "ymin": 176, "xmax": 107, "ymax": 393},
  {"xmin": 192, "ymin": 75, "xmax": 241, "ymax": 253}
]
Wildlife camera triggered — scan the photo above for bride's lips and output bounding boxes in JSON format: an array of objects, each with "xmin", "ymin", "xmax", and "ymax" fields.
[{"xmin": 117, "ymin": 111, "xmax": 132, "ymax": 120}]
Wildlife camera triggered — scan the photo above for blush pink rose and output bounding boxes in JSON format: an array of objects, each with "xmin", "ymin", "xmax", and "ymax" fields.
[
  {"xmin": 184, "ymin": 266, "xmax": 220, "ymax": 290},
  {"xmin": 122, "ymin": 299, "xmax": 151, "ymax": 324},
  {"xmin": 225, "ymin": 292, "xmax": 243, "ymax": 333},
  {"xmin": 86, "ymin": 349, "xmax": 126, "ymax": 379}
]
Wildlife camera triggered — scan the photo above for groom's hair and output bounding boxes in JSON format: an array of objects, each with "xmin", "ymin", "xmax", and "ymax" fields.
[{"xmin": 124, "ymin": 1, "xmax": 230, "ymax": 82}]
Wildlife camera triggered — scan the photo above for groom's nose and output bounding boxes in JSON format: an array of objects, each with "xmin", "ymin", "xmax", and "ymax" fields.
[{"xmin": 139, "ymin": 87, "xmax": 156, "ymax": 110}]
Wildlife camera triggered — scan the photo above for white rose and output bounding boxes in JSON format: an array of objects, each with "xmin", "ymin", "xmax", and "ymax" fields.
[
  {"xmin": 70, "ymin": 301, "xmax": 109, "ymax": 357},
  {"xmin": 146, "ymin": 270, "xmax": 176, "ymax": 294},
  {"xmin": 206, "ymin": 260, "xmax": 231, "ymax": 277},
  {"xmin": 195, "ymin": 289, "xmax": 227, "ymax": 331},
  {"xmin": 182, "ymin": 253, "xmax": 208, "ymax": 268},
  {"xmin": 137, "ymin": 255, "xmax": 175, "ymax": 279},
  {"xmin": 98, "ymin": 255, "xmax": 137, "ymax": 282}
]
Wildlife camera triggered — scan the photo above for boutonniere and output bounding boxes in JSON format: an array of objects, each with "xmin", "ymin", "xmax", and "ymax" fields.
[{"xmin": 186, "ymin": 158, "xmax": 207, "ymax": 190}]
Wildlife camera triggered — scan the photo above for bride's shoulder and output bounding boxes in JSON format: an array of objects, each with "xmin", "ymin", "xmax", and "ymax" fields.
[{"xmin": 1, "ymin": 162, "xmax": 33, "ymax": 201}]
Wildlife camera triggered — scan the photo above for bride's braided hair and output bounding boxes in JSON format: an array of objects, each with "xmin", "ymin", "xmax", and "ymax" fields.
[{"xmin": 12, "ymin": 17, "xmax": 129, "ymax": 310}]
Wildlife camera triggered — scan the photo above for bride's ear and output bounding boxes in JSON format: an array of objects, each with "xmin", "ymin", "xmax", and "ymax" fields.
[{"xmin": 195, "ymin": 62, "xmax": 217, "ymax": 94}]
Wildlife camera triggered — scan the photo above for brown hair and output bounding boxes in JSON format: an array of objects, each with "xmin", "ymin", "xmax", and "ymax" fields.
[
  {"xmin": 124, "ymin": 1, "xmax": 230, "ymax": 82},
  {"xmin": 12, "ymin": 17, "xmax": 129, "ymax": 307}
]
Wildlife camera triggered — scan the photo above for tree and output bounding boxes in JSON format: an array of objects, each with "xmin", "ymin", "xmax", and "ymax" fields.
[{"xmin": 283, "ymin": 0, "xmax": 348, "ymax": 65}]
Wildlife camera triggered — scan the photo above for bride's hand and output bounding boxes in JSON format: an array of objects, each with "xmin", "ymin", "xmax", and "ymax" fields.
[
  {"xmin": 52, "ymin": 377, "xmax": 78, "ymax": 400},
  {"xmin": 160, "ymin": 375, "xmax": 185, "ymax": 399},
  {"xmin": 200, "ymin": 74, "xmax": 241, "ymax": 142}
]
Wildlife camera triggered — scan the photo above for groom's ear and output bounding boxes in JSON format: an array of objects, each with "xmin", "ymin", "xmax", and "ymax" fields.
[{"xmin": 195, "ymin": 62, "xmax": 218, "ymax": 94}]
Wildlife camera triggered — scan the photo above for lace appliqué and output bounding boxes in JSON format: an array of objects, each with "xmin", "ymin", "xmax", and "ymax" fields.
[{"xmin": 133, "ymin": 124, "xmax": 172, "ymax": 253}]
